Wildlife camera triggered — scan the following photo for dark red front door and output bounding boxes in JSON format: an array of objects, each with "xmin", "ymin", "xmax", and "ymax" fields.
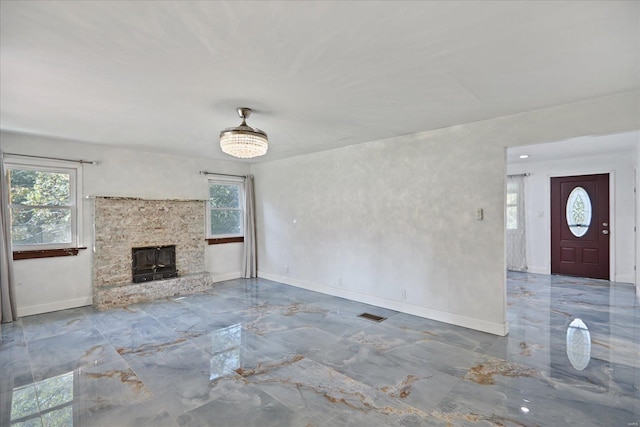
[{"xmin": 551, "ymin": 174, "xmax": 609, "ymax": 280}]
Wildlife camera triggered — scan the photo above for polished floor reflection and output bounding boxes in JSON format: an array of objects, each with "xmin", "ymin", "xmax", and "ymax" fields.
[{"xmin": 1, "ymin": 273, "xmax": 638, "ymax": 426}]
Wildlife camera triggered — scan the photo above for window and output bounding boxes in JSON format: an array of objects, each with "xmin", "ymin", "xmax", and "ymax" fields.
[
  {"xmin": 6, "ymin": 161, "xmax": 81, "ymax": 250},
  {"xmin": 566, "ymin": 186, "xmax": 592, "ymax": 237},
  {"xmin": 506, "ymin": 180, "xmax": 521, "ymax": 230},
  {"xmin": 207, "ymin": 178, "xmax": 244, "ymax": 238},
  {"xmin": 506, "ymin": 191, "xmax": 518, "ymax": 230}
]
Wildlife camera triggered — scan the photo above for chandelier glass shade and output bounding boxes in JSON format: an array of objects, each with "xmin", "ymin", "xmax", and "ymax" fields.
[{"xmin": 220, "ymin": 108, "xmax": 268, "ymax": 159}]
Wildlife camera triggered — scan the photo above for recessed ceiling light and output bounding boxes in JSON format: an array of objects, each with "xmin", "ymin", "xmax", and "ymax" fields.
[{"xmin": 519, "ymin": 154, "xmax": 529, "ymax": 159}]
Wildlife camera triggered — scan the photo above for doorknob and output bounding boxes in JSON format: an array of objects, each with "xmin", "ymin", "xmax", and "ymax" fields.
[{"xmin": 602, "ymin": 230, "xmax": 609, "ymax": 235}]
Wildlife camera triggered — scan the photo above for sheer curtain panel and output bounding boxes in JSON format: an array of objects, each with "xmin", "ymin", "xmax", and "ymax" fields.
[
  {"xmin": 242, "ymin": 175, "xmax": 257, "ymax": 278},
  {"xmin": 1, "ymin": 153, "xmax": 18, "ymax": 322},
  {"xmin": 506, "ymin": 175, "xmax": 527, "ymax": 272}
]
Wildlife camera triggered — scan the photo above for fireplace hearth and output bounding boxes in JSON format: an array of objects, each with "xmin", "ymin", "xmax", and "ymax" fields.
[{"xmin": 132, "ymin": 245, "xmax": 178, "ymax": 283}]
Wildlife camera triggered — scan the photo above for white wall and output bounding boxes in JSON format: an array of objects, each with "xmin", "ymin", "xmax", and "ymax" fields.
[
  {"xmin": 508, "ymin": 147, "xmax": 636, "ymax": 283},
  {"xmin": 205, "ymin": 242, "xmax": 243, "ymax": 282},
  {"xmin": 253, "ymin": 132, "xmax": 506, "ymax": 335},
  {"xmin": 1, "ymin": 131, "xmax": 249, "ymax": 316},
  {"xmin": 251, "ymin": 91, "xmax": 640, "ymax": 336}
]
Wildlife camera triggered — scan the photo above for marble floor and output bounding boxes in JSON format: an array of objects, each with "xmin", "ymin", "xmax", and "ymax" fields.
[{"xmin": 1, "ymin": 272, "xmax": 638, "ymax": 426}]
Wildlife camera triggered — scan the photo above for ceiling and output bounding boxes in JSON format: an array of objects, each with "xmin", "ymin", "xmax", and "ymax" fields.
[
  {"xmin": 1, "ymin": 1, "xmax": 638, "ymax": 163},
  {"xmin": 507, "ymin": 131, "xmax": 639, "ymax": 165}
]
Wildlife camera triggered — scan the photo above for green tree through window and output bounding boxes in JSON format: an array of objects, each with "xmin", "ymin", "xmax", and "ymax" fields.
[
  {"xmin": 7, "ymin": 166, "xmax": 76, "ymax": 247},
  {"xmin": 208, "ymin": 180, "xmax": 244, "ymax": 237}
]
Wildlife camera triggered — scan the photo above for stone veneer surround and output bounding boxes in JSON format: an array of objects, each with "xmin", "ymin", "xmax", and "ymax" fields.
[{"xmin": 93, "ymin": 197, "xmax": 210, "ymax": 309}]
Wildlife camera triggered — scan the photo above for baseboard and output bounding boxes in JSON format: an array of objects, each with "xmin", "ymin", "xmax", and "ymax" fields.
[
  {"xmin": 258, "ymin": 271, "xmax": 508, "ymax": 336},
  {"xmin": 525, "ymin": 266, "xmax": 632, "ymax": 283},
  {"xmin": 18, "ymin": 297, "xmax": 93, "ymax": 317},
  {"xmin": 614, "ymin": 274, "xmax": 634, "ymax": 285},
  {"xmin": 527, "ymin": 266, "xmax": 548, "ymax": 275},
  {"xmin": 211, "ymin": 271, "xmax": 243, "ymax": 282}
]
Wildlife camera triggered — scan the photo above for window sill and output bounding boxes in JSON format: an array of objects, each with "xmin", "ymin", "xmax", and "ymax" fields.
[
  {"xmin": 13, "ymin": 247, "xmax": 87, "ymax": 261},
  {"xmin": 206, "ymin": 237, "xmax": 244, "ymax": 245}
]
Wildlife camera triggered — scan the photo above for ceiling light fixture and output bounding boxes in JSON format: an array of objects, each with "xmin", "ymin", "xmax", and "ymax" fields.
[
  {"xmin": 519, "ymin": 154, "xmax": 529, "ymax": 159},
  {"xmin": 220, "ymin": 108, "xmax": 268, "ymax": 159}
]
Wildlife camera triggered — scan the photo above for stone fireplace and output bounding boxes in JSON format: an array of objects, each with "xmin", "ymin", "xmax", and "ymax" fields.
[{"xmin": 92, "ymin": 197, "xmax": 214, "ymax": 310}]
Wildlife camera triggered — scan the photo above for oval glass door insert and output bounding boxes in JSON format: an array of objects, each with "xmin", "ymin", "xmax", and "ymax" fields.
[{"xmin": 566, "ymin": 186, "xmax": 592, "ymax": 237}]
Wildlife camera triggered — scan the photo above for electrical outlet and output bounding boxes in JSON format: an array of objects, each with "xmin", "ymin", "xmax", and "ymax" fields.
[
  {"xmin": 401, "ymin": 289, "xmax": 407, "ymax": 299},
  {"xmin": 285, "ymin": 266, "xmax": 289, "ymax": 274},
  {"xmin": 338, "ymin": 277, "xmax": 343, "ymax": 286}
]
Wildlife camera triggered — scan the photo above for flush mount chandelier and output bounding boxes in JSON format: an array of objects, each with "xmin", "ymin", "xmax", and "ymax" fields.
[{"xmin": 219, "ymin": 107, "xmax": 268, "ymax": 159}]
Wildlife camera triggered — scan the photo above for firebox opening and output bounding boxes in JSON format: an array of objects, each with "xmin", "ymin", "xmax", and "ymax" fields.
[{"xmin": 132, "ymin": 245, "xmax": 178, "ymax": 283}]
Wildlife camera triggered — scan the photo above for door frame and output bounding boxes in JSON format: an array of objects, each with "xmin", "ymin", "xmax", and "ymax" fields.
[{"xmin": 544, "ymin": 168, "xmax": 616, "ymax": 281}]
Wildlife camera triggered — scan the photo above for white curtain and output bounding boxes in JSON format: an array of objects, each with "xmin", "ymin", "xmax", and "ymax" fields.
[
  {"xmin": 506, "ymin": 175, "xmax": 527, "ymax": 272},
  {"xmin": 242, "ymin": 175, "xmax": 257, "ymax": 278},
  {"xmin": 0, "ymin": 153, "xmax": 17, "ymax": 322}
]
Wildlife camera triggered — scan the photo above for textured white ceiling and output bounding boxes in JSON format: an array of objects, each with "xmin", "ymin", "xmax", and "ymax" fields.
[{"xmin": 1, "ymin": 1, "xmax": 638, "ymax": 162}]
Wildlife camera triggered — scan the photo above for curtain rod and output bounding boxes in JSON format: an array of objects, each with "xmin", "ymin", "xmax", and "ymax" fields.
[
  {"xmin": 2, "ymin": 152, "xmax": 98, "ymax": 165},
  {"xmin": 507, "ymin": 173, "xmax": 531, "ymax": 178},
  {"xmin": 199, "ymin": 171, "xmax": 246, "ymax": 178}
]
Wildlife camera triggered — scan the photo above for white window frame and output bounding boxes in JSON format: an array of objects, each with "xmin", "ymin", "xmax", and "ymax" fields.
[
  {"xmin": 4, "ymin": 158, "xmax": 83, "ymax": 251},
  {"xmin": 206, "ymin": 177, "xmax": 245, "ymax": 239}
]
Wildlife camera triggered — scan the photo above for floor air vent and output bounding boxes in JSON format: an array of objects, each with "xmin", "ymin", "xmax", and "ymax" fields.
[{"xmin": 357, "ymin": 313, "xmax": 387, "ymax": 323}]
